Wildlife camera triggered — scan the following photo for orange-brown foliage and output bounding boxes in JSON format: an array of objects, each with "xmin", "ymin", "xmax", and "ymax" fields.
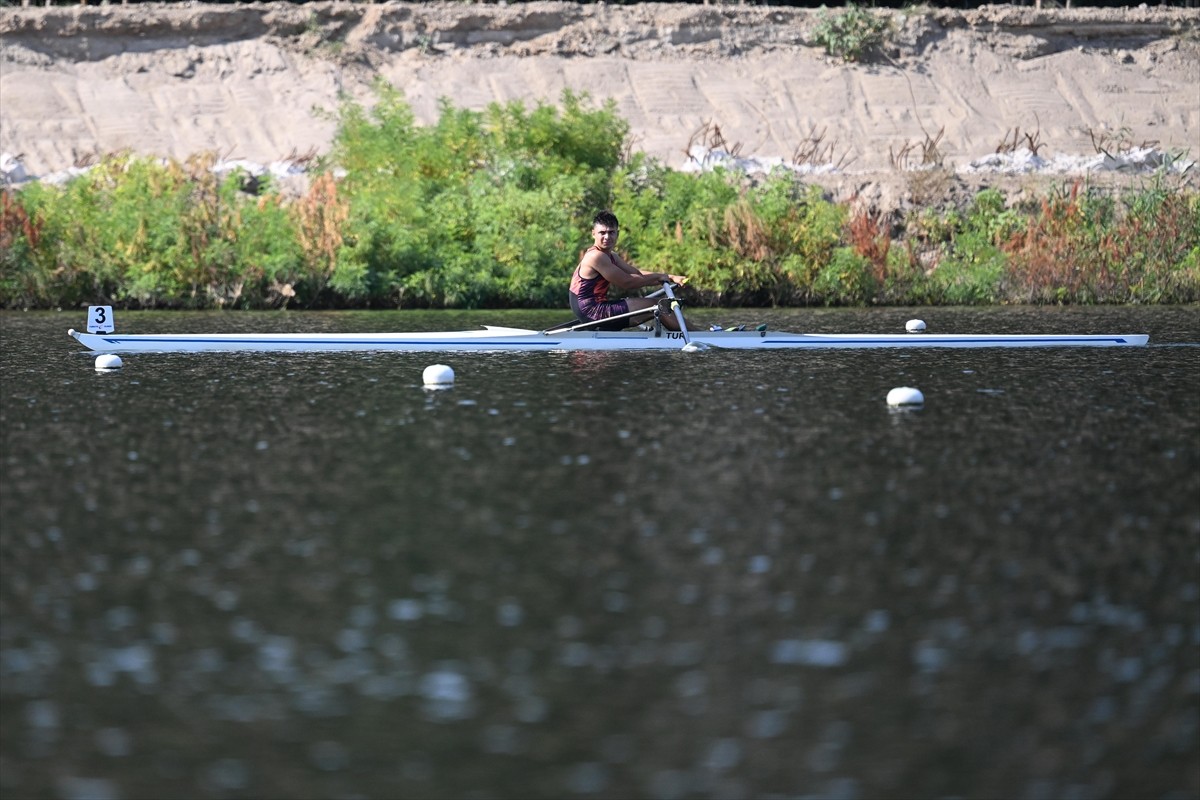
[
  {"xmin": 295, "ymin": 171, "xmax": 349, "ymax": 277},
  {"xmin": 1001, "ymin": 181, "xmax": 1197, "ymax": 302},
  {"xmin": 722, "ymin": 200, "xmax": 772, "ymax": 261},
  {"xmin": 847, "ymin": 206, "xmax": 891, "ymax": 283},
  {"xmin": 0, "ymin": 190, "xmax": 41, "ymax": 250}
]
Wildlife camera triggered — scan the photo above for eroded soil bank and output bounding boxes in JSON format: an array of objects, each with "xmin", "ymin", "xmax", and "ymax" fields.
[{"xmin": 2, "ymin": 2, "xmax": 1198, "ymax": 211}]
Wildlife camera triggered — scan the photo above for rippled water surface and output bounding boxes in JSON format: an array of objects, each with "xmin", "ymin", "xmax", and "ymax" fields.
[{"xmin": 2, "ymin": 307, "xmax": 1198, "ymax": 800}]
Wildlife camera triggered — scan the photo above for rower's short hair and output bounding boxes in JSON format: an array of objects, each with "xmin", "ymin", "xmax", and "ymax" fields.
[{"xmin": 593, "ymin": 210, "xmax": 619, "ymax": 229}]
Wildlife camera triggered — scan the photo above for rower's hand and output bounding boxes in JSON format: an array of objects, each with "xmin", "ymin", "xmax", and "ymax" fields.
[{"xmin": 668, "ymin": 274, "xmax": 689, "ymax": 286}]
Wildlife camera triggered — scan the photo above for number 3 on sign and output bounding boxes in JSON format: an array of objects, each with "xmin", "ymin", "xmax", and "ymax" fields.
[{"xmin": 87, "ymin": 306, "xmax": 114, "ymax": 334}]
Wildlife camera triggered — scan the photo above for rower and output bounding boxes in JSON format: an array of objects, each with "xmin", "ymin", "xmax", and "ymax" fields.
[{"xmin": 568, "ymin": 210, "xmax": 699, "ymax": 333}]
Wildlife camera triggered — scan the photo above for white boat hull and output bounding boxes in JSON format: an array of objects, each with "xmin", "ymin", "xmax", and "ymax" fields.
[{"xmin": 69, "ymin": 326, "xmax": 1150, "ymax": 353}]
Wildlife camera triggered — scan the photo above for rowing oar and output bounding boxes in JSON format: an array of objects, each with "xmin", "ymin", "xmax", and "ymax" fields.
[
  {"xmin": 541, "ymin": 284, "xmax": 682, "ymax": 334},
  {"xmin": 543, "ymin": 303, "xmax": 662, "ymax": 333},
  {"xmin": 661, "ymin": 282, "xmax": 709, "ymax": 352}
]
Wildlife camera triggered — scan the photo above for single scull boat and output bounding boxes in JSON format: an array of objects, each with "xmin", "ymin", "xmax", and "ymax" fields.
[
  {"xmin": 69, "ymin": 325, "xmax": 1150, "ymax": 353},
  {"xmin": 67, "ymin": 297, "xmax": 1150, "ymax": 353}
]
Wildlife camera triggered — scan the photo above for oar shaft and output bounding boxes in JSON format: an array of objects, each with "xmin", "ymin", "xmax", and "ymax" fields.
[
  {"xmin": 662, "ymin": 282, "xmax": 691, "ymax": 344},
  {"xmin": 547, "ymin": 304, "xmax": 656, "ymax": 333},
  {"xmin": 543, "ymin": 284, "xmax": 681, "ymax": 333}
]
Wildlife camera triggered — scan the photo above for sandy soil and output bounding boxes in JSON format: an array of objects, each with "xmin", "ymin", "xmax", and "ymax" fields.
[{"xmin": 2, "ymin": 2, "xmax": 1198, "ymax": 211}]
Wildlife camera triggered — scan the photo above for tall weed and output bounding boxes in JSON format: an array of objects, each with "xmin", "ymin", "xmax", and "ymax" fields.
[
  {"xmin": 290, "ymin": 171, "xmax": 348, "ymax": 306},
  {"xmin": 1003, "ymin": 181, "xmax": 1200, "ymax": 303}
]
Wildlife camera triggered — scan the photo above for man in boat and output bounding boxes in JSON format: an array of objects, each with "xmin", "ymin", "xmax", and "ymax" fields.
[{"xmin": 570, "ymin": 211, "xmax": 697, "ymax": 332}]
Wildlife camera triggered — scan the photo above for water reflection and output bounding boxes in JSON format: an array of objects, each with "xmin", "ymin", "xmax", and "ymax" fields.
[{"xmin": 1, "ymin": 308, "xmax": 1198, "ymax": 799}]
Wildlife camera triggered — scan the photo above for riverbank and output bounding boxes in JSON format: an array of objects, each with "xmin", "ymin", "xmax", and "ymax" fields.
[{"xmin": 2, "ymin": 2, "xmax": 1198, "ymax": 213}]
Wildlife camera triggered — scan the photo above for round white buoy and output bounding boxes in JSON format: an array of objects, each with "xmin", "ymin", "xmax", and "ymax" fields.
[
  {"xmin": 887, "ymin": 386, "xmax": 924, "ymax": 407},
  {"xmin": 905, "ymin": 319, "xmax": 927, "ymax": 333},
  {"xmin": 95, "ymin": 354, "xmax": 123, "ymax": 371},
  {"xmin": 422, "ymin": 364, "xmax": 455, "ymax": 386}
]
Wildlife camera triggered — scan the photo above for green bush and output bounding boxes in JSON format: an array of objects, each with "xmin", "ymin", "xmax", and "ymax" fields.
[
  {"xmin": 1, "ymin": 155, "xmax": 308, "ymax": 308},
  {"xmin": 611, "ymin": 169, "xmax": 850, "ymax": 305},
  {"xmin": 813, "ymin": 247, "xmax": 876, "ymax": 305},
  {"xmin": 610, "ymin": 163, "xmax": 742, "ymax": 296},
  {"xmin": 328, "ymin": 84, "xmax": 627, "ymax": 307},
  {"xmin": 931, "ymin": 229, "xmax": 1008, "ymax": 305},
  {"xmin": 812, "ymin": 3, "xmax": 890, "ymax": 63}
]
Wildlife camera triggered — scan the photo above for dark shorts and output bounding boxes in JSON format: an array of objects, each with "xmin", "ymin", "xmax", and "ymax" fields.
[{"xmin": 570, "ymin": 293, "xmax": 631, "ymax": 331}]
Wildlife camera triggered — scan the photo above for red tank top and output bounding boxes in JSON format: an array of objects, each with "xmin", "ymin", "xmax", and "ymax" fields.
[{"xmin": 570, "ymin": 247, "xmax": 616, "ymax": 304}]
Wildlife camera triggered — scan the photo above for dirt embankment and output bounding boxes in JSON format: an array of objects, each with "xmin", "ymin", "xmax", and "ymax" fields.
[{"xmin": 2, "ymin": 2, "xmax": 1198, "ymax": 211}]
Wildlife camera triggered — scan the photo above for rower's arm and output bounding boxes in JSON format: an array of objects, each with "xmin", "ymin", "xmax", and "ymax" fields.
[
  {"xmin": 586, "ymin": 251, "xmax": 667, "ymax": 291},
  {"xmin": 613, "ymin": 252, "xmax": 688, "ymax": 288}
]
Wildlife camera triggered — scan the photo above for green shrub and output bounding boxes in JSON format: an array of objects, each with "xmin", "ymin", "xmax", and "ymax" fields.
[
  {"xmin": 609, "ymin": 168, "xmax": 854, "ymax": 305},
  {"xmin": 610, "ymin": 162, "xmax": 742, "ymax": 295},
  {"xmin": 812, "ymin": 247, "xmax": 876, "ymax": 305},
  {"xmin": 328, "ymin": 84, "xmax": 627, "ymax": 307},
  {"xmin": 0, "ymin": 154, "xmax": 310, "ymax": 308},
  {"xmin": 812, "ymin": 4, "xmax": 889, "ymax": 63},
  {"xmin": 932, "ymin": 229, "xmax": 1008, "ymax": 305}
]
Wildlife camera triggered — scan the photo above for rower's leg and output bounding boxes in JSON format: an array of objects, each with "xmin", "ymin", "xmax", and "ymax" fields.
[
  {"xmin": 658, "ymin": 302, "xmax": 692, "ymax": 333},
  {"xmin": 625, "ymin": 297, "xmax": 660, "ymax": 328},
  {"xmin": 626, "ymin": 296, "xmax": 698, "ymax": 333}
]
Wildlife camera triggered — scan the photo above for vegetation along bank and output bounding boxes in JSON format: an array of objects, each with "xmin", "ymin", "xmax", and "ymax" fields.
[{"xmin": 2, "ymin": 90, "xmax": 1197, "ymax": 310}]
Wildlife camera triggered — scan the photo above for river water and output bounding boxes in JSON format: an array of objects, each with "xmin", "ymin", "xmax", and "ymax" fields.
[{"xmin": 2, "ymin": 306, "xmax": 1197, "ymax": 800}]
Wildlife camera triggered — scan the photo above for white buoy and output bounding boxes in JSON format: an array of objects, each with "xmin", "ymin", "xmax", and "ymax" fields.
[
  {"xmin": 887, "ymin": 386, "xmax": 924, "ymax": 407},
  {"xmin": 422, "ymin": 364, "xmax": 455, "ymax": 387},
  {"xmin": 94, "ymin": 354, "xmax": 123, "ymax": 371},
  {"xmin": 906, "ymin": 319, "xmax": 927, "ymax": 333}
]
